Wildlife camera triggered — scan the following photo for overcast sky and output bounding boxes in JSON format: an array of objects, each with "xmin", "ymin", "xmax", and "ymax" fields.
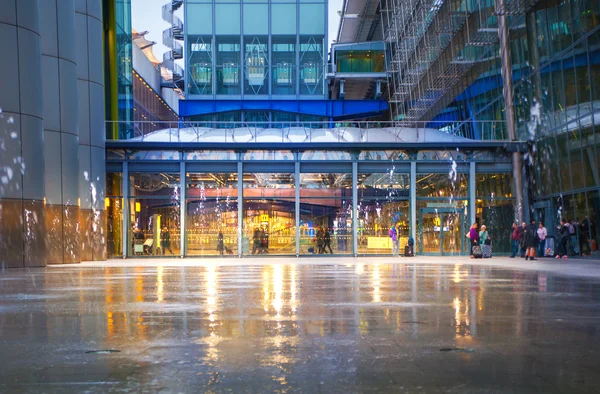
[{"xmin": 131, "ymin": 0, "xmax": 343, "ymax": 67}]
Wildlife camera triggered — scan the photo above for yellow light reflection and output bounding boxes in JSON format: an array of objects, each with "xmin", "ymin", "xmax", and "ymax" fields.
[
  {"xmin": 156, "ymin": 266, "xmax": 164, "ymax": 303},
  {"xmin": 262, "ymin": 268, "xmax": 270, "ymax": 312},
  {"xmin": 454, "ymin": 297, "xmax": 461, "ymax": 327},
  {"xmin": 136, "ymin": 276, "xmax": 144, "ymax": 302},
  {"xmin": 356, "ymin": 264, "xmax": 364, "ymax": 275},
  {"xmin": 372, "ymin": 264, "xmax": 381, "ymax": 303},
  {"xmin": 107, "ymin": 311, "xmax": 114, "ymax": 336},
  {"xmin": 272, "ymin": 265, "xmax": 284, "ymax": 316},
  {"xmin": 453, "ymin": 264, "xmax": 462, "ymax": 283},
  {"xmin": 205, "ymin": 265, "xmax": 217, "ymax": 322}
]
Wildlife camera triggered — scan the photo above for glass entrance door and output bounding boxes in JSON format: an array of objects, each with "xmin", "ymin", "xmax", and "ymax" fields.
[{"xmin": 419, "ymin": 209, "xmax": 464, "ymax": 255}]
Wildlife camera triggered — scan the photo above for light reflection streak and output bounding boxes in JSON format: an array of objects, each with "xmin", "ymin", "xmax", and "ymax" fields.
[
  {"xmin": 156, "ymin": 266, "xmax": 164, "ymax": 303},
  {"xmin": 372, "ymin": 264, "xmax": 381, "ymax": 303},
  {"xmin": 453, "ymin": 264, "xmax": 462, "ymax": 283},
  {"xmin": 205, "ymin": 265, "xmax": 217, "ymax": 322},
  {"xmin": 290, "ymin": 264, "xmax": 298, "ymax": 313},
  {"xmin": 355, "ymin": 264, "xmax": 364, "ymax": 275},
  {"xmin": 262, "ymin": 268, "xmax": 270, "ymax": 312},
  {"xmin": 272, "ymin": 265, "xmax": 283, "ymax": 317}
]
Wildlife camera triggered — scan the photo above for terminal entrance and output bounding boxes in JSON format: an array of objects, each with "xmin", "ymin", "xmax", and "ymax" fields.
[{"xmin": 419, "ymin": 208, "xmax": 464, "ymax": 255}]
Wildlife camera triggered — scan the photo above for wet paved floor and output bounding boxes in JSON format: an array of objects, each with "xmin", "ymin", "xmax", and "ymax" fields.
[{"xmin": 2, "ymin": 258, "xmax": 600, "ymax": 393}]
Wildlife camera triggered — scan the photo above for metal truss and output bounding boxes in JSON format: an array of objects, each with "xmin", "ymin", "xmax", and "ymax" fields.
[{"xmin": 383, "ymin": 0, "xmax": 537, "ymax": 125}]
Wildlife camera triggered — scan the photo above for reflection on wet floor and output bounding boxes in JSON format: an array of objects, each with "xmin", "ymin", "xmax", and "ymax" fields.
[{"xmin": 1, "ymin": 263, "xmax": 600, "ymax": 393}]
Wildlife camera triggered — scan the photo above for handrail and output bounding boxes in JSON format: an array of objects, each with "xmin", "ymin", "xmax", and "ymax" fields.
[{"xmin": 105, "ymin": 119, "xmax": 511, "ymax": 143}]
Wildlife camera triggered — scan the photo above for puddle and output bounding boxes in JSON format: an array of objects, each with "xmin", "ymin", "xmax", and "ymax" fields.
[
  {"xmin": 86, "ymin": 350, "xmax": 121, "ymax": 354},
  {"xmin": 440, "ymin": 348, "xmax": 475, "ymax": 353}
]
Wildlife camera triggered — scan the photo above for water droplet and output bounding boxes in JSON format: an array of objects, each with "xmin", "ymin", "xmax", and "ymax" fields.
[
  {"xmin": 10, "ymin": 132, "xmax": 17, "ymax": 139},
  {"xmin": 7, "ymin": 117, "xmax": 14, "ymax": 124}
]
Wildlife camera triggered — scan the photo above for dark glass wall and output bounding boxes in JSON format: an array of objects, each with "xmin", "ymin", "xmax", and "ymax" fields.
[{"xmin": 430, "ymin": 0, "xmax": 600, "ymax": 251}]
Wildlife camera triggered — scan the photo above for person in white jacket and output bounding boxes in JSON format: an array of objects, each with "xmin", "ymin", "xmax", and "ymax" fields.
[{"xmin": 537, "ymin": 222, "xmax": 547, "ymax": 258}]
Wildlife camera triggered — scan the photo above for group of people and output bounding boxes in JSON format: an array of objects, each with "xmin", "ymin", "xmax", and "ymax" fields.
[
  {"xmin": 555, "ymin": 217, "xmax": 595, "ymax": 259},
  {"xmin": 312, "ymin": 225, "xmax": 333, "ymax": 254},
  {"xmin": 509, "ymin": 216, "xmax": 596, "ymax": 260},
  {"xmin": 467, "ymin": 223, "xmax": 491, "ymax": 258},
  {"xmin": 510, "ymin": 220, "xmax": 545, "ymax": 260},
  {"xmin": 132, "ymin": 226, "xmax": 174, "ymax": 256},
  {"xmin": 252, "ymin": 228, "xmax": 269, "ymax": 254}
]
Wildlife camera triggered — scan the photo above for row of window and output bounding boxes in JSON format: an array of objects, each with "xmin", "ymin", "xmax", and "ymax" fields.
[{"xmin": 186, "ymin": 3, "xmax": 326, "ymax": 35}]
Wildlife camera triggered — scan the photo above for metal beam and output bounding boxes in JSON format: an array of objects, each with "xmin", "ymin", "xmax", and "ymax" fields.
[
  {"xmin": 497, "ymin": 0, "xmax": 524, "ymax": 223},
  {"xmin": 180, "ymin": 161, "xmax": 186, "ymax": 257},
  {"xmin": 106, "ymin": 141, "xmax": 528, "ymax": 151},
  {"xmin": 295, "ymin": 158, "xmax": 300, "ymax": 257},
  {"xmin": 122, "ymin": 161, "xmax": 129, "ymax": 258}
]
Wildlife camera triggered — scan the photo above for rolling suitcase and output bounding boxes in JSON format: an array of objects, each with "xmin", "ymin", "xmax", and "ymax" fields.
[
  {"xmin": 482, "ymin": 243, "xmax": 492, "ymax": 258},
  {"xmin": 472, "ymin": 245, "xmax": 483, "ymax": 258},
  {"xmin": 404, "ymin": 245, "xmax": 414, "ymax": 257},
  {"xmin": 544, "ymin": 236, "xmax": 555, "ymax": 257}
]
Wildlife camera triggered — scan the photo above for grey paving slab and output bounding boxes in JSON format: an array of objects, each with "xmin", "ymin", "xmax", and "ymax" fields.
[{"xmin": 1, "ymin": 258, "xmax": 600, "ymax": 393}]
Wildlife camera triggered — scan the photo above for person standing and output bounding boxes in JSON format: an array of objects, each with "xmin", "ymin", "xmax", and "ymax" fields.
[
  {"xmin": 510, "ymin": 223, "xmax": 520, "ymax": 258},
  {"xmin": 389, "ymin": 224, "xmax": 399, "ymax": 256},
  {"xmin": 568, "ymin": 219, "xmax": 577, "ymax": 255},
  {"xmin": 556, "ymin": 219, "xmax": 570, "ymax": 259},
  {"xmin": 519, "ymin": 222, "xmax": 527, "ymax": 258},
  {"xmin": 217, "ymin": 230, "xmax": 224, "ymax": 256},
  {"xmin": 252, "ymin": 228, "xmax": 260, "ymax": 255},
  {"xmin": 479, "ymin": 225, "xmax": 489, "ymax": 246},
  {"xmin": 468, "ymin": 223, "xmax": 479, "ymax": 258},
  {"xmin": 525, "ymin": 219, "xmax": 538, "ymax": 261},
  {"xmin": 323, "ymin": 227, "xmax": 333, "ymax": 254},
  {"xmin": 161, "ymin": 227, "xmax": 174, "ymax": 256},
  {"xmin": 579, "ymin": 218, "xmax": 590, "ymax": 256},
  {"xmin": 316, "ymin": 226, "xmax": 325, "ymax": 254},
  {"xmin": 537, "ymin": 221, "xmax": 547, "ymax": 258}
]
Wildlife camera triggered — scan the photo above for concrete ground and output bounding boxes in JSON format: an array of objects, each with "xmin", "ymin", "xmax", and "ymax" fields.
[{"xmin": 1, "ymin": 256, "xmax": 600, "ymax": 393}]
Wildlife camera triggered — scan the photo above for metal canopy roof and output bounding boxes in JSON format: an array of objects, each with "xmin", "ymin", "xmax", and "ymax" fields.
[{"xmin": 336, "ymin": 0, "xmax": 382, "ymax": 44}]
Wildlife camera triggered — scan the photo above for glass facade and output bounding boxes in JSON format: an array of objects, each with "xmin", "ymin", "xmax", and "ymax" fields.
[
  {"xmin": 184, "ymin": 0, "xmax": 327, "ymax": 120},
  {"xmin": 116, "ymin": 0, "xmax": 134, "ymax": 137},
  {"xmin": 107, "ymin": 149, "xmax": 513, "ymax": 256},
  {"xmin": 334, "ymin": 42, "xmax": 386, "ymax": 73},
  {"xmin": 427, "ymin": 0, "xmax": 600, "ymax": 254}
]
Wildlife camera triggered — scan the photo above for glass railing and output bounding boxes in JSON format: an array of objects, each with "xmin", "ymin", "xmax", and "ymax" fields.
[{"xmin": 105, "ymin": 120, "xmax": 511, "ymax": 143}]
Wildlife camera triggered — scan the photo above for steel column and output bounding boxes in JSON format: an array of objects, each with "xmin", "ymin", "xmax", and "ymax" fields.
[
  {"xmin": 410, "ymin": 161, "xmax": 416, "ymax": 244},
  {"xmin": 497, "ymin": 0, "xmax": 523, "ymax": 223},
  {"xmin": 295, "ymin": 158, "xmax": 300, "ymax": 257},
  {"xmin": 122, "ymin": 161, "xmax": 129, "ymax": 258},
  {"xmin": 238, "ymin": 160, "xmax": 243, "ymax": 257},
  {"xmin": 180, "ymin": 161, "xmax": 186, "ymax": 257},
  {"xmin": 469, "ymin": 161, "xmax": 476, "ymax": 226},
  {"xmin": 352, "ymin": 161, "xmax": 358, "ymax": 256}
]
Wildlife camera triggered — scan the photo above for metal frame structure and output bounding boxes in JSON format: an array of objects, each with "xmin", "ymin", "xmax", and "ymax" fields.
[
  {"xmin": 106, "ymin": 121, "xmax": 520, "ymax": 258},
  {"xmin": 382, "ymin": 0, "xmax": 540, "ymax": 125},
  {"xmin": 107, "ymin": 149, "xmax": 514, "ymax": 258}
]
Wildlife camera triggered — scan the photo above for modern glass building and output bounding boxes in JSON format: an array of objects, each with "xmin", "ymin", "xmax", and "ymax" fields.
[
  {"xmin": 174, "ymin": 0, "xmax": 389, "ymax": 123},
  {"xmin": 379, "ymin": 0, "xmax": 600, "ymax": 252},
  {"xmin": 105, "ymin": 125, "xmax": 521, "ymax": 257}
]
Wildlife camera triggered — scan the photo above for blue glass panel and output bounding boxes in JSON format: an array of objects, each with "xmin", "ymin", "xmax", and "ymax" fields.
[
  {"xmin": 216, "ymin": 4, "xmax": 240, "ymax": 34},
  {"xmin": 299, "ymin": 4, "xmax": 325, "ymax": 35},
  {"xmin": 243, "ymin": 4, "xmax": 268, "ymax": 35},
  {"xmin": 187, "ymin": 4, "xmax": 213, "ymax": 35},
  {"xmin": 272, "ymin": 4, "xmax": 297, "ymax": 34}
]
